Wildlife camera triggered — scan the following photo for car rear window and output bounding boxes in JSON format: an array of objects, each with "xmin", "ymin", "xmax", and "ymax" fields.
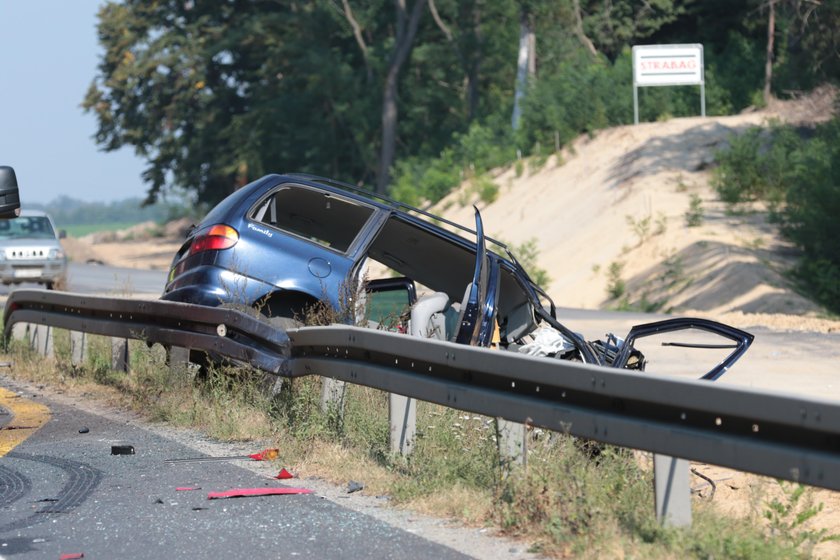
[{"xmin": 250, "ymin": 185, "xmax": 374, "ymax": 253}]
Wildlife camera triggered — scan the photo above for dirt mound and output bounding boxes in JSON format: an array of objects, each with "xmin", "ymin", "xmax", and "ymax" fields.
[
  {"xmin": 434, "ymin": 91, "xmax": 837, "ymax": 327},
  {"xmin": 62, "ymin": 220, "xmax": 185, "ymax": 270}
]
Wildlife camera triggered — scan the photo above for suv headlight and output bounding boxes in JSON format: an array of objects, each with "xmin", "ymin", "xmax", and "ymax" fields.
[{"xmin": 48, "ymin": 248, "xmax": 65, "ymax": 260}]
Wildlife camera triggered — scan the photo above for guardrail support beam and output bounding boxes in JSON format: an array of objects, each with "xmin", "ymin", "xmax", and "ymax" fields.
[
  {"xmin": 10, "ymin": 322, "xmax": 28, "ymax": 343},
  {"xmin": 167, "ymin": 346, "xmax": 190, "ymax": 374},
  {"xmin": 70, "ymin": 331, "xmax": 87, "ymax": 367},
  {"xmin": 496, "ymin": 419, "xmax": 527, "ymax": 472},
  {"xmin": 389, "ymin": 394, "xmax": 416, "ymax": 455},
  {"xmin": 321, "ymin": 378, "xmax": 346, "ymax": 416},
  {"xmin": 111, "ymin": 338, "xmax": 129, "ymax": 372},
  {"xmin": 654, "ymin": 454, "xmax": 692, "ymax": 527},
  {"xmin": 32, "ymin": 324, "xmax": 53, "ymax": 358}
]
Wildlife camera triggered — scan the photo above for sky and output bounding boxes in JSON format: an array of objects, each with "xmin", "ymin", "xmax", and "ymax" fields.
[{"xmin": 0, "ymin": 1, "xmax": 148, "ymax": 204}]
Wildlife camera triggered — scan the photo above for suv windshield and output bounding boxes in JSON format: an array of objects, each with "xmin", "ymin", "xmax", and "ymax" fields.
[{"xmin": 0, "ymin": 216, "xmax": 56, "ymax": 240}]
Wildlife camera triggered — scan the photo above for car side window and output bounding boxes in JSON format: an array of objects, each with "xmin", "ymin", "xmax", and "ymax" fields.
[{"xmin": 250, "ymin": 185, "xmax": 374, "ymax": 253}]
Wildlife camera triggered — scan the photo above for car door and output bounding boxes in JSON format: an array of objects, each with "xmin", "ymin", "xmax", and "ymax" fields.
[
  {"xmin": 454, "ymin": 208, "xmax": 499, "ymax": 346},
  {"xmin": 610, "ymin": 317, "xmax": 754, "ymax": 380}
]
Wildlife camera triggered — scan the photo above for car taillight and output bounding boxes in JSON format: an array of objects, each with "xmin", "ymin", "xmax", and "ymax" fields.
[{"xmin": 189, "ymin": 224, "xmax": 239, "ymax": 255}]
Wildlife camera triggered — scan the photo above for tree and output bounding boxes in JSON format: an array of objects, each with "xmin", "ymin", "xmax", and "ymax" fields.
[
  {"xmin": 85, "ymin": 1, "xmax": 382, "ymax": 205},
  {"xmin": 376, "ymin": 0, "xmax": 429, "ymax": 193},
  {"xmin": 764, "ymin": 0, "xmax": 777, "ymax": 103}
]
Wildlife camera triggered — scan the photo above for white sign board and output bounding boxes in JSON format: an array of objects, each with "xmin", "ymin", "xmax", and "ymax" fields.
[
  {"xmin": 633, "ymin": 44, "xmax": 704, "ymax": 87},
  {"xmin": 632, "ymin": 43, "xmax": 705, "ymax": 124}
]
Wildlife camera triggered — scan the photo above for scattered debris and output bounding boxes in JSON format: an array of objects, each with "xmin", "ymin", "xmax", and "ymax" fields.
[
  {"xmin": 59, "ymin": 553, "xmax": 84, "ymax": 559},
  {"xmin": 78, "ymin": 427, "xmax": 89, "ymax": 434},
  {"xmin": 153, "ymin": 498, "xmax": 164, "ymax": 505},
  {"xmin": 347, "ymin": 481, "xmax": 364, "ymax": 494},
  {"xmin": 111, "ymin": 445, "xmax": 135, "ymax": 455},
  {"xmin": 192, "ymin": 507, "xmax": 207, "ymax": 511},
  {"xmin": 165, "ymin": 448, "xmax": 279, "ymax": 464},
  {"xmin": 690, "ymin": 467, "xmax": 717, "ymax": 500},
  {"xmin": 249, "ymin": 448, "xmax": 279, "ymax": 461},
  {"xmin": 274, "ymin": 468, "xmax": 294, "ymax": 480},
  {"xmin": 176, "ymin": 487, "xmax": 201, "ymax": 491},
  {"xmin": 207, "ymin": 487, "xmax": 312, "ymax": 500}
]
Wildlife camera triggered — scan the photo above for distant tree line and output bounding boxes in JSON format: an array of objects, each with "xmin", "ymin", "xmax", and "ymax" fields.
[
  {"xmin": 84, "ymin": 0, "xmax": 839, "ymax": 207},
  {"xmin": 29, "ymin": 195, "xmax": 186, "ymax": 228}
]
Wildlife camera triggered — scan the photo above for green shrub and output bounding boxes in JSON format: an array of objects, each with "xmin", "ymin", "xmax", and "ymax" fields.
[
  {"xmin": 606, "ymin": 261, "xmax": 626, "ymax": 299},
  {"xmin": 475, "ymin": 175, "xmax": 500, "ymax": 205},
  {"xmin": 713, "ymin": 117, "xmax": 840, "ymax": 312},
  {"xmin": 685, "ymin": 194, "xmax": 704, "ymax": 227}
]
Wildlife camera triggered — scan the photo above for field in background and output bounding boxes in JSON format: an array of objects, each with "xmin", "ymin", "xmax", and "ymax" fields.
[{"xmin": 62, "ymin": 222, "xmax": 142, "ymax": 237}]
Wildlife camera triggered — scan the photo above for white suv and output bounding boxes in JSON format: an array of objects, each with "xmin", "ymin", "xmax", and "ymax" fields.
[{"xmin": 0, "ymin": 209, "xmax": 66, "ymax": 290}]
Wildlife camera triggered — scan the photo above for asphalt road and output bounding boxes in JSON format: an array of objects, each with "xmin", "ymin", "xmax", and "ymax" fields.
[
  {"xmin": 0, "ymin": 263, "xmax": 167, "ymax": 298},
  {"xmin": 0, "ymin": 386, "xmax": 487, "ymax": 560},
  {"xmin": 64, "ymin": 262, "xmax": 168, "ymax": 296},
  {"xmin": 557, "ymin": 307, "xmax": 840, "ymax": 402}
]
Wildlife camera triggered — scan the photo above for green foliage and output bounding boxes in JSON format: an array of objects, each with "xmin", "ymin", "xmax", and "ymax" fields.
[
  {"xmin": 475, "ymin": 175, "xmax": 499, "ymax": 204},
  {"xmin": 713, "ymin": 118, "xmax": 840, "ymax": 312},
  {"xmin": 29, "ymin": 196, "xmax": 187, "ymax": 230},
  {"xmin": 606, "ymin": 261, "xmax": 626, "ymax": 299},
  {"xmin": 764, "ymin": 481, "xmax": 840, "ymax": 553},
  {"xmin": 626, "ymin": 213, "xmax": 652, "ymax": 245},
  {"xmin": 712, "ymin": 128, "xmax": 766, "ymax": 203},
  {"xmin": 391, "ymin": 121, "xmax": 515, "ymax": 205},
  {"xmin": 60, "ymin": 222, "xmax": 143, "ymax": 238},
  {"xmin": 509, "ymin": 238, "xmax": 551, "ymax": 287},
  {"xmin": 685, "ymin": 194, "xmax": 704, "ymax": 227},
  {"xmin": 84, "ymin": 0, "xmax": 839, "ymax": 210},
  {"xmin": 713, "ymin": 123, "xmax": 807, "ymax": 207}
]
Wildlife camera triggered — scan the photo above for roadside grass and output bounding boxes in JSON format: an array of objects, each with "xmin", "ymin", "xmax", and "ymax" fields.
[{"xmin": 0, "ymin": 329, "xmax": 820, "ymax": 559}]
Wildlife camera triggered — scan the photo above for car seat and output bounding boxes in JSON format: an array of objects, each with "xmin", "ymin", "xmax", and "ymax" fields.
[{"xmin": 409, "ymin": 292, "xmax": 449, "ymax": 340}]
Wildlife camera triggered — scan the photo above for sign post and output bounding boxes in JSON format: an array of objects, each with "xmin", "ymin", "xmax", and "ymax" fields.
[{"xmin": 632, "ymin": 44, "xmax": 704, "ymax": 124}]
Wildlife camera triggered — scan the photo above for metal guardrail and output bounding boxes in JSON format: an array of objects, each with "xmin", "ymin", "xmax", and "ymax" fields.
[
  {"xmin": 3, "ymin": 290, "xmax": 291, "ymax": 375},
  {"xmin": 5, "ymin": 290, "xmax": 840, "ymax": 491}
]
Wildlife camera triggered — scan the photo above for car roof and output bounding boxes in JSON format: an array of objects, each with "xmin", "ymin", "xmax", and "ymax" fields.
[
  {"xmin": 285, "ymin": 173, "xmax": 501, "ymax": 244},
  {"xmin": 18, "ymin": 209, "xmax": 50, "ymax": 218}
]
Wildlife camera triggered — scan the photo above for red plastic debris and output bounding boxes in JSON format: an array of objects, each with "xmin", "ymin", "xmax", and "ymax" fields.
[
  {"xmin": 176, "ymin": 487, "xmax": 201, "ymax": 491},
  {"xmin": 60, "ymin": 554, "xmax": 84, "ymax": 560},
  {"xmin": 207, "ymin": 487, "xmax": 311, "ymax": 500},
  {"xmin": 247, "ymin": 448, "xmax": 279, "ymax": 461},
  {"xmin": 274, "ymin": 468, "xmax": 294, "ymax": 480}
]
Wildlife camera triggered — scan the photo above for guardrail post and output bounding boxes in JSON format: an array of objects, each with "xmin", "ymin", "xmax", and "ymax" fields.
[
  {"xmin": 70, "ymin": 331, "xmax": 87, "ymax": 367},
  {"xmin": 654, "ymin": 454, "xmax": 692, "ymax": 527},
  {"xmin": 167, "ymin": 346, "xmax": 190, "ymax": 374},
  {"xmin": 321, "ymin": 378, "xmax": 346, "ymax": 416},
  {"xmin": 111, "ymin": 337, "xmax": 129, "ymax": 372},
  {"xmin": 31, "ymin": 324, "xmax": 54, "ymax": 358},
  {"xmin": 11, "ymin": 322, "xmax": 28, "ymax": 342},
  {"xmin": 389, "ymin": 394, "xmax": 416, "ymax": 455},
  {"xmin": 496, "ymin": 419, "xmax": 527, "ymax": 473}
]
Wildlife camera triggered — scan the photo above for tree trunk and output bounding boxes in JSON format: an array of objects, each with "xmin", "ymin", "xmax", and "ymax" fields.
[
  {"xmin": 573, "ymin": 0, "xmax": 598, "ymax": 57},
  {"xmin": 764, "ymin": 0, "xmax": 776, "ymax": 104},
  {"xmin": 376, "ymin": 0, "xmax": 428, "ymax": 194},
  {"xmin": 511, "ymin": 15, "xmax": 532, "ymax": 131},
  {"xmin": 467, "ymin": 4, "xmax": 481, "ymax": 121}
]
